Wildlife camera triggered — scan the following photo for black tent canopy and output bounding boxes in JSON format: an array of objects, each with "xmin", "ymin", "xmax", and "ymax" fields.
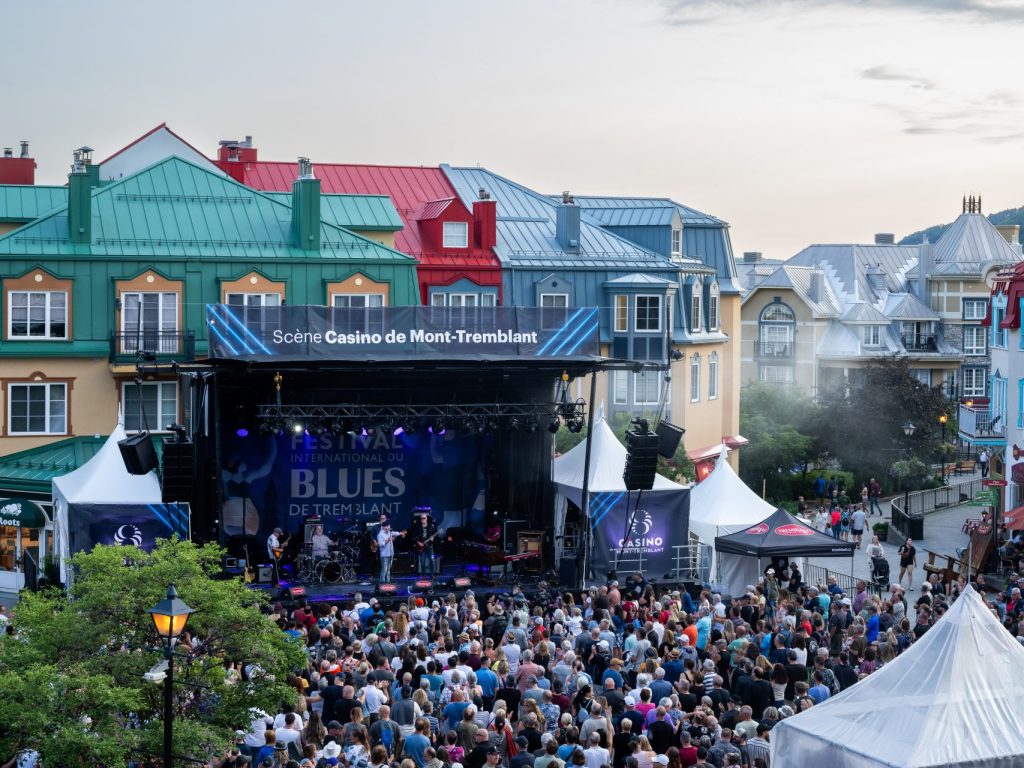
[{"xmin": 714, "ymin": 507, "xmax": 855, "ymax": 558}]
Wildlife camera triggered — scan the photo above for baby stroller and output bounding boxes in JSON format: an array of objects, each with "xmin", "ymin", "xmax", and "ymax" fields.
[{"xmin": 871, "ymin": 556, "xmax": 890, "ymax": 589}]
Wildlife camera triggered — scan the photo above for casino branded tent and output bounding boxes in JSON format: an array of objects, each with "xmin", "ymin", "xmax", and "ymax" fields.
[{"xmin": 771, "ymin": 584, "xmax": 1024, "ymax": 768}]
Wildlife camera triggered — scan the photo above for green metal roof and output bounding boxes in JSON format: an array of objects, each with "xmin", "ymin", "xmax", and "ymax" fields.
[
  {"xmin": 0, "ymin": 156, "xmax": 416, "ymax": 263},
  {"xmin": 0, "ymin": 434, "xmax": 166, "ymax": 497},
  {"xmin": 264, "ymin": 192, "xmax": 403, "ymax": 231},
  {"xmin": 0, "ymin": 185, "xmax": 68, "ymax": 223}
]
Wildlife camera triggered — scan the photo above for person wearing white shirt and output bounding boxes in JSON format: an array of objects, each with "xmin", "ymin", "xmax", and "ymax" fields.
[
  {"xmin": 275, "ymin": 712, "xmax": 302, "ymax": 749},
  {"xmin": 501, "ymin": 637, "xmax": 521, "ymax": 674},
  {"xmin": 363, "ymin": 679, "xmax": 387, "ymax": 715},
  {"xmin": 244, "ymin": 709, "xmax": 274, "ymax": 750},
  {"xmin": 583, "ymin": 733, "xmax": 609, "ymax": 768},
  {"xmin": 377, "ymin": 522, "xmax": 401, "ymax": 582}
]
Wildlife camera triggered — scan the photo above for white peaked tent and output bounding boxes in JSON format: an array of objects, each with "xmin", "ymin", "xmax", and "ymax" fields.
[
  {"xmin": 52, "ymin": 423, "xmax": 162, "ymax": 583},
  {"xmin": 688, "ymin": 447, "xmax": 776, "ymax": 592},
  {"xmin": 552, "ymin": 416, "xmax": 683, "ymax": 561},
  {"xmin": 772, "ymin": 584, "xmax": 1024, "ymax": 768}
]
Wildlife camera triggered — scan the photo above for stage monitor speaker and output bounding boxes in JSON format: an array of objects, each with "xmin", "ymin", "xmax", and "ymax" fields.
[
  {"xmin": 559, "ymin": 554, "xmax": 578, "ymax": 587},
  {"xmin": 655, "ymin": 421, "xmax": 686, "ymax": 459},
  {"xmin": 119, "ymin": 432, "xmax": 159, "ymax": 475},
  {"xmin": 162, "ymin": 440, "xmax": 195, "ymax": 503},
  {"xmin": 280, "ymin": 586, "xmax": 306, "ymax": 601},
  {"xmin": 517, "ymin": 529, "xmax": 546, "ymax": 574},
  {"xmin": 623, "ymin": 428, "xmax": 660, "ymax": 490},
  {"xmin": 257, "ymin": 565, "xmax": 275, "ymax": 583}
]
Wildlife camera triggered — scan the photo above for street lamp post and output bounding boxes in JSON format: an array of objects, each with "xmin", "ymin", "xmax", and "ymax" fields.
[
  {"xmin": 902, "ymin": 421, "xmax": 916, "ymax": 518},
  {"xmin": 147, "ymin": 584, "xmax": 195, "ymax": 768},
  {"xmin": 938, "ymin": 414, "xmax": 948, "ymax": 484}
]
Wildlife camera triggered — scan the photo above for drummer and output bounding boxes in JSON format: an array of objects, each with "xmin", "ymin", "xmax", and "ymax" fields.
[{"xmin": 310, "ymin": 524, "xmax": 337, "ymax": 560}]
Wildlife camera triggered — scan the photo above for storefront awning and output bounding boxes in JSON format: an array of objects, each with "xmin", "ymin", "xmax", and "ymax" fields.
[{"xmin": 0, "ymin": 497, "xmax": 48, "ymax": 528}]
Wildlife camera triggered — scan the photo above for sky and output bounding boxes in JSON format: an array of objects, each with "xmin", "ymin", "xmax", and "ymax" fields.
[{"xmin": 4, "ymin": 0, "xmax": 1024, "ymax": 258}]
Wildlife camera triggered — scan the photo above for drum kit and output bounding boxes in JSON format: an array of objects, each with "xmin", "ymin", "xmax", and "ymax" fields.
[{"xmin": 294, "ymin": 524, "xmax": 363, "ymax": 584}]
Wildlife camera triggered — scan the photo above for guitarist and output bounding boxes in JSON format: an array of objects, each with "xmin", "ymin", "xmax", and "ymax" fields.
[
  {"xmin": 409, "ymin": 509, "xmax": 439, "ymax": 576},
  {"xmin": 267, "ymin": 527, "xmax": 290, "ymax": 586}
]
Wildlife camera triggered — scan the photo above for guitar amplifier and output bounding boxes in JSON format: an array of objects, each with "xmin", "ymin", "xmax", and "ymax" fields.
[
  {"xmin": 257, "ymin": 565, "xmax": 275, "ymax": 583},
  {"xmin": 516, "ymin": 529, "xmax": 546, "ymax": 574}
]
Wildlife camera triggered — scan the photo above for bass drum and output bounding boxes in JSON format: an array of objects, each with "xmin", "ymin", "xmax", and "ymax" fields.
[{"xmin": 318, "ymin": 560, "xmax": 344, "ymax": 584}]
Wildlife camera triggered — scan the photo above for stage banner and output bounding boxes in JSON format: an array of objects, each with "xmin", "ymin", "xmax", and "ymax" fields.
[
  {"xmin": 588, "ymin": 489, "xmax": 690, "ymax": 578},
  {"xmin": 205, "ymin": 304, "xmax": 600, "ymax": 362},
  {"xmin": 220, "ymin": 430, "xmax": 486, "ymax": 540},
  {"xmin": 67, "ymin": 503, "xmax": 190, "ymax": 556}
]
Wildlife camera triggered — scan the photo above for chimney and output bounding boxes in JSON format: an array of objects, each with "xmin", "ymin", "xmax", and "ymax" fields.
[
  {"xmin": 473, "ymin": 188, "xmax": 497, "ymax": 250},
  {"xmin": 808, "ymin": 267, "xmax": 825, "ymax": 303},
  {"xmin": 216, "ymin": 136, "xmax": 257, "ymax": 182},
  {"xmin": 555, "ymin": 191, "xmax": 580, "ymax": 254},
  {"xmin": 291, "ymin": 157, "xmax": 321, "ymax": 251},
  {"xmin": 874, "ymin": 233, "xmax": 895, "ymax": 245},
  {"xmin": 68, "ymin": 148, "xmax": 93, "ymax": 245},
  {"xmin": 865, "ymin": 264, "xmax": 886, "ymax": 295},
  {"xmin": 743, "ymin": 251, "xmax": 762, "ymax": 263},
  {"xmin": 917, "ymin": 237, "xmax": 932, "ymax": 305},
  {"xmin": 0, "ymin": 139, "xmax": 36, "ymax": 185},
  {"xmin": 996, "ymin": 224, "xmax": 1020, "ymax": 246}
]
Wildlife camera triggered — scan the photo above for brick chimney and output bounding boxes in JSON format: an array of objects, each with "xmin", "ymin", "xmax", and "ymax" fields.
[
  {"xmin": 473, "ymin": 188, "xmax": 496, "ymax": 250},
  {"xmin": 216, "ymin": 135, "xmax": 257, "ymax": 182},
  {"xmin": 0, "ymin": 140, "xmax": 36, "ymax": 184}
]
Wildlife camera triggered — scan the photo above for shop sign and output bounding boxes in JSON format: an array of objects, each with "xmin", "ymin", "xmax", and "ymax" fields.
[{"xmin": 0, "ymin": 498, "xmax": 47, "ymax": 528}]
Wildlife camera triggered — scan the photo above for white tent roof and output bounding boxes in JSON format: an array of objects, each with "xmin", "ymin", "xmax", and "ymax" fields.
[
  {"xmin": 688, "ymin": 448, "xmax": 775, "ymax": 543},
  {"xmin": 553, "ymin": 416, "xmax": 682, "ymax": 498},
  {"xmin": 52, "ymin": 424, "xmax": 162, "ymax": 504},
  {"xmin": 772, "ymin": 584, "xmax": 1024, "ymax": 768}
]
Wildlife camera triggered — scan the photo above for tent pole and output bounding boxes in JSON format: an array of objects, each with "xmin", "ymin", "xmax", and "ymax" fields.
[{"xmin": 578, "ymin": 369, "xmax": 599, "ymax": 590}]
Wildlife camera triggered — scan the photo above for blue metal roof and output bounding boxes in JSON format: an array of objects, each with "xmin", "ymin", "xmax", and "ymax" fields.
[
  {"xmin": 572, "ymin": 195, "xmax": 725, "ymax": 226},
  {"xmin": 442, "ymin": 166, "xmax": 679, "ymax": 272}
]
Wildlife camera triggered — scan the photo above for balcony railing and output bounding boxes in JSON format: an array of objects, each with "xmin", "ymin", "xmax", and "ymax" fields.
[
  {"xmin": 901, "ymin": 334, "xmax": 938, "ymax": 352},
  {"xmin": 109, "ymin": 331, "xmax": 196, "ymax": 364},
  {"xmin": 754, "ymin": 338, "xmax": 794, "ymax": 360},
  {"xmin": 958, "ymin": 404, "xmax": 1005, "ymax": 440}
]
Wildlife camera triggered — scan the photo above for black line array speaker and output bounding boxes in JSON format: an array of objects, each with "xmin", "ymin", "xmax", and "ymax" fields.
[
  {"xmin": 162, "ymin": 440, "xmax": 195, "ymax": 504},
  {"xmin": 623, "ymin": 428, "xmax": 660, "ymax": 491},
  {"xmin": 119, "ymin": 432, "xmax": 159, "ymax": 475},
  {"xmin": 655, "ymin": 421, "xmax": 686, "ymax": 459},
  {"xmin": 559, "ymin": 553, "xmax": 578, "ymax": 587}
]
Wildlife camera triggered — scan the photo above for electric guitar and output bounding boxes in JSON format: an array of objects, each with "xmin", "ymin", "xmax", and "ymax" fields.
[
  {"xmin": 414, "ymin": 530, "xmax": 441, "ymax": 553},
  {"xmin": 272, "ymin": 535, "xmax": 291, "ymax": 561},
  {"xmin": 243, "ymin": 545, "xmax": 254, "ymax": 583}
]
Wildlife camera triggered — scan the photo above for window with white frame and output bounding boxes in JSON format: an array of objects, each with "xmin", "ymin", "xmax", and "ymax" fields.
[
  {"xmin": 614, "ymin": 295, "xmax": 628, "ymax": 332},
  {"xmin": 911, "ymin": 368, "xmax": 931, "ymax": 386},
  {"xmin": 8, "ymin": 382, "xmax": 66, "ymax": 435},
  {"xmin": 613, "ymin": 371, "xmax": 628, "ymax": 404},
  {"xmin": 121, "ymin": 292, "xmax": 178, "ymax": 353},
  {"xmin": 962, "ymin": 367, "xmax": 987, "ymax": 397},
  {"xmin": 708, "ymin": 288, "xmax": 720, "ymax": 331},
  {"xmin": 635, "ymin": 369, "xmax": 669, "ymax": 406},
  {"xmin": 690, "ymin": 354, "xmax": 701, "ymax": 402},
  {"xmin": 963, "ymin": 299, "xmax": 988, "ymax": 321},
  {"xmin": 442, "ymin": 222, "xmax": 468, "ymax": 248},
  {"xmin": 963, "ymin": 325, "xmax": 986, "ymax": 356},
  {"xmin": 332, "ymin": 294, "xmax": 385, "ymax": 334},
  {"xmin": 671, "ymin": 228, "xmax": 682, "ymax": 258},
  {"xmin": 691, "ymin": 286, "xmax": 703, "ymax": 332},
  {"xmin": 758, "ymin": 365, "xmax": 794, "ymax": 387},
  {"xmin": 122, "ymin": 381, "xmax": 178, "ymax": 433},
  {"xmin": 540, "ymin": 293, "xmax": 568, "ymax": 330},
  {"xmin": 863, "ymin": 325, "xmax": 881, "ymax": 347},
  {"xmin": 226, "ymin": 292, "xmax": 281, "ymax": 328},
  {"xmin": 709, "ymin": 352, "xmax": 719, "ymax": 399},
  {"xmin": 9, "ymin": 291, "xmax": 67, "ymax": 339},
  {"xmin": 635, "ymin": 295, "xmax": 661, "ymax": 332}
]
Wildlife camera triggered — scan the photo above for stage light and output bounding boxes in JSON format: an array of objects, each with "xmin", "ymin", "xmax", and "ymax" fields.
[
  {"xmin": 508, "ymin": 417, "xmax": 520, "ymax": 432},
  {"xmin": 486, "ymin": 418, "xmax": 499, "ymax": 432},
  {"xmin": 378, "ymin": 583, "xmax": 398, "ymax": 595},
  {"xmin": 414, "ymin": 579, "xmax": 434, "ymax": 590},
  {"xmin": 393, "ymin": 426, "xmax": 405, "ymax": 437},
  {"xmin": 291, "ymin": 422, "xmax": 304, "ymax": 434},
  {"xmin": 568, "ymin": 418, "xmax": 584, "ymax": 434},
  {"xmin": 259, "ymin": 423, "xmax": 272, "ymax": 436},
  {"xmin": 526, "ymin": 420, "xmax": 539, "ymax": 433},
  {"xmin": 453, "ymin": 577, "xmax": 471, "ymax": 589},
  {"xmin": 548, "ymin": 418, "xmax": 561, "ymax": 434},
  {"xmin": 272, "ymin": 425, "xmax": 285, "ymax": 437},
  {"xmin": 236, "ymin": 428, "xmax": 249, "ymax": 438}
]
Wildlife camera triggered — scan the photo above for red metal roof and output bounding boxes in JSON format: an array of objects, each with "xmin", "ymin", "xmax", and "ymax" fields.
[
  {"xmin": 417, "ymin": 198, "xmax": 455, "ymax": 221},
  {"xmin": 241, "ymin": 162, "xmax": 498, "ymax": 272}
]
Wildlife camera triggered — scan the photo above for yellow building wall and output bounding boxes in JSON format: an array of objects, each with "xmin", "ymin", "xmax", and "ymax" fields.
[
  {"xmin": 0, "ymin": 358, "xmax": 116, "ymax": 455},
  {"xmin": 741, "ymin": 289, "xmax": 821, "ymax": 392},
  {"xmin": 350, "ymin": 230, "xmax": 397, "ymax": 249}
]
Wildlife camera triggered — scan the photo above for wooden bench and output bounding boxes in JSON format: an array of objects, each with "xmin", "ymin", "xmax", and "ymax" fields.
[
  {"xmin": 962, "ymin": 517, "xmax": 981, "ymax": 534},
  {"xmin": 955, "ymin": 460, "xmax": 977, "ymax": 475},
  {"xmin": 923, "ymin": 550, "xmax": 966, "ymax": 581},
  {"xmin": 943, "ymin": 463, "xmax": 958, "ymax": 477}
]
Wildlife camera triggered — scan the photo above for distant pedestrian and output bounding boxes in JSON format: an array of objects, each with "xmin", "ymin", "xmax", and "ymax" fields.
[
  {"xmin": 979, "ymin": 449, "xmax": 990, "ymax": 478},
  {"xmin": 898, "ymin": 538, "xmax": 917, "ymax": 589},
  {"xmin": 868, "ymin": 478, "xmax": 883, "ymax": 516}
]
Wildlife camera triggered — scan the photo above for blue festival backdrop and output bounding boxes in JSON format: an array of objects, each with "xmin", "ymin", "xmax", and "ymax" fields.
[
  {"xmin": 220, "ymin": 429, "xmax": 487, "ymax": 539},
  {"xmin": 588, "ymin": 489, "xmax": 690, "ymax": 577}
]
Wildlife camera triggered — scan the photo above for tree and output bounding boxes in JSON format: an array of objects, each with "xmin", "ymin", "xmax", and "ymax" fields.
[
  {"xmin": 814, "ymin": 356, "xmax": 948, "ymax": 491},
  {"xmin": 0, "ymin": 538, "xmax": 307, "ymax": 767},
  {"xmin": 738, "ymin": 382, "xmax": 817, "ymax": 501}
]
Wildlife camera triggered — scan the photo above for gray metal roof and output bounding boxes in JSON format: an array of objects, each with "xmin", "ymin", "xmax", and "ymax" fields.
[
  {"xmin": 816, "ymin": 322, "xmax": 901, "ymax": 359},
  {"xmin": 786, "ymin": 244, "xmax": 918, "ymax": 302},
  {"xmin": 931, "ymin": 212, "xmax": 1023, "ymax": 273},
  {"xmin": 442, "ymin": 166, "xmax": 682, "ymax": 272},
  {"xmin": 604, "ymin": 273, "xmax": 677, "ymax": 286},
  {"xmin": 883, "ymin": 293, "xmax": 940, "ymax": 321},
  {"xmin": 576, "ymin": 205, "xmax": 677, "ymax": 228},
  {"xmin": 841, "ymin": 302, "xmax": 891, "ymax": 324},
  {"xmin": 571, "ymin": 195, "xmax": 725, "ymax": 226},
  {"xmin": 748, "ymin": 265, "xmax": 842, "ymax": 317}
]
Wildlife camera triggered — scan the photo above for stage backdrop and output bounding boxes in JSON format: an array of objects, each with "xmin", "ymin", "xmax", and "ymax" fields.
[
  {"xmin": 588, "ymin": 489, "xmax": 690, "ymax": 578},
  {"xmin": 67, "ymin": 503, "xmax": 190, "ymax": 557},
  {"xmin": 220, "ymin": 430, "xmax": 487, "ymax": 540}
]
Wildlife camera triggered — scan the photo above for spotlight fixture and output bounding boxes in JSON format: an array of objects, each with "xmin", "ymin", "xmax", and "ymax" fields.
[
  {"xmin": 508, "ymin": 417, "xmax": 520, "ymax": 432},
  {"xmin": 236, "ymin": 428, "xmax": 249, "ymax": 438},
  {"xmin": 526, "ymin": 419, "xmax": 539, "ymax": 433},
  {"xmin": 548, "ymin": 418, "xmax": 561, "ymax": 434},
  {"xmin": 568, "ymin": 418, "xmax": 584, "ymax": 434},
  {"xmin": 259, "ymin": 423, "xmax": 272, "ymax": 436},
  {"xmin": 291, "ymin": 422, "xmax": 304, "ymax": 435}
]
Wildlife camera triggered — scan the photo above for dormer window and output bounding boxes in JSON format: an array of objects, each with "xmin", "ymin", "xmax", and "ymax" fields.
[
  {"xmin": 443, "ymin": 222, "xmax": 468, "ymax": 248},
  {"xmin": 691, "ymin": 282, "xmax": 703, "ymax": 332},
  {"xmin": 671, "ymin": 228, "xmax": 682, "ymax": 258},
  {"xmin": 708, "ymin": 282, "xmax": 720, "ymax": 331},
  {"xmin": 863, "ymin": 325, "xmax": 881, "ymax": 347}
]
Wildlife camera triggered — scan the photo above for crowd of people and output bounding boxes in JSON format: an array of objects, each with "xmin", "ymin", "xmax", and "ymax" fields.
[{"xmin": 199, "ymin": 566, "xmax": 955, "ymax": 768}]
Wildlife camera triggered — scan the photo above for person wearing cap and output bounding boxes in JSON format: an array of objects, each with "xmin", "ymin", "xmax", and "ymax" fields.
[
  {"xmin": 322, "ymin": 741, "xmax": 343, "ymax": 763},
  {"xmin": 620, "ymin": 694, "xmax": 644, "ymax": 735},
  {"xmin": 267, "ymin": 527, "xmax": 286, "ymax": 586}
]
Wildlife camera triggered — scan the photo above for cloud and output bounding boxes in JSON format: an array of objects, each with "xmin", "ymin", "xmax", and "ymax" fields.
[
  {"xmin": 659, "ymin": 0, "xmax": 1024, "ymax": 24},
  {"xmin": 874, "ymin": 90, "xmax": 1024, "ymax": 143},
  {"xmin": 861, "ymin": 65, "xmax": 935, "ymax": 90}
]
